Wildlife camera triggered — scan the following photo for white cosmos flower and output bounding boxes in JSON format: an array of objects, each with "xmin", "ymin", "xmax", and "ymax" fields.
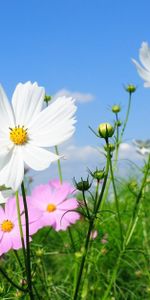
[
  {"xmin": 132, "ymin": 42, "xmax": 150, "ymax": 87},
  {"xmin": 0, "ymin": 82, "xmax": 77, "ymax": 191}
]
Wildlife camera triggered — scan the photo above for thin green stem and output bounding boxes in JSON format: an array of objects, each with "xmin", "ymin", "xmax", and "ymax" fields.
[
  {"xmin": 73, "ymin": 141, "xmax": 110, "ymax": 300},
  {"xmin": 115, "ymin": 113, "xmax": 119, "ymax": 146},
  {"xmin": 109, "ymin": 156, "xmax": 124, "ymax": 248},
  {"xmin": 120, "ymin": 92, "xmax": 132, "ymax": 142},
  {"xmin": 82, "ymin": 190, "xmax": 91, "ymax": 219},
  {"xmin": 21, "ymin": 182, "xmax": 34, "ymax": 300},
  {"xmin": 100, "ymin": 92, "xmax": 132, "ymax": 210},
  {"xmin": 124, "ymin": 154, "xmax": 150, "ymax": 247},
  {"xmin": 15, "ymin": 191, "xmax": 26, "ymax": 261},
  {"xmin": 97, "ymin": 140, "xmax": 110, "ymax": 213},
  {"xmin": 55, "ymin": 145, "xmax": 76, "ymax": 254},
  {"xmin": 94, "ymin": 180, "xmax": 100, "ymax": 211},
  {"xmin": 55, "ymin": 145, "xmax": 63, "ymax": 183},
  {"xmin": 73, "ymin": 220, "xmax": 94, "ymax": 300}
]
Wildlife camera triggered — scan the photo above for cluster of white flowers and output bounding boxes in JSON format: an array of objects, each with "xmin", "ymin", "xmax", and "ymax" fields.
[{"xmin": 0, "ymin": 82, "xmax": 76, "ymax": 191}]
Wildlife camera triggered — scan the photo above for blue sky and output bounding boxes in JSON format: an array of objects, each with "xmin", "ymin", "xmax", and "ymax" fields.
[{"xmin": 0, "ymin": 0, "xmax": 150, "ymax": 183}]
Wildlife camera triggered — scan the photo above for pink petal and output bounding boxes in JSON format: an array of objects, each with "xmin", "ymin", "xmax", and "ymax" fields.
[
  {"xmin": 0, "ymin": 233, "xmax": 12, "ymax": 255},
  {"xmin": 5, "ymin": 196, "xmax": 23, "ymax": 221},
  {"xmin": 63, "ymin": 211, "xmax": 80, "ymax": 224},
  {"xmin": 31, "ymin": 184, "xmax": 53, "ymax": 210},
  {"xmin": 58, "ymin": 198, "xmax": 78, "ymax": 210},
  {"xmin": 29, "ymin": 220, "xmax": 43, "ymax": 235},
  {"xmin": 49, "ymin": 180, "xmax": 75, "ymax": 194}
]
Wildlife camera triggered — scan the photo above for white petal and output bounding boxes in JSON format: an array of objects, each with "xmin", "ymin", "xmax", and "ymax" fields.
[
  {"xmin": 132, "ymin": 59, "xmax": 150, "ymax": 83},
  {"xmin": 0, "ymin": 190, "xmax": 12, "ymax": 204},
  {"xmin": 139, "ymin": 42, "xmax": 150, "ymax": 71},
  {"xmin": 0, "ymin": 147, "xmax": 24, "ymax": 191},
  {"xmin": 0, "ymin": 85, "xmax": 15, "ymax": 130},
  {"xmin": 22, "ymin": 144, "xmax": 61, "ymax": 171},
  {"xmin": 28, "ymin": 96, "xmax": 77, "ymax": 147},
  {"xmin": 12, "ymin": 82, "xmax": 45, "ymax": 127},
  {"xmin": 0, "ymin": 144, "xmax": 14, "ymax": 169}
]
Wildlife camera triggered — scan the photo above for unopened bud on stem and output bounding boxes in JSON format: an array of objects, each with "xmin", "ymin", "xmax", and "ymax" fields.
[
  {"xmin": 112, "ymin": 105, "xmax": 121, "ymax": 113},
  {"xmin": 98, "ymin": 123, "xmax": 114, "ymax": 139}
]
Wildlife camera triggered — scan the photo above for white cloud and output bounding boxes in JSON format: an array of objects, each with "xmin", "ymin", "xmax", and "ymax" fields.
[
  {"xmin": 53, "ymin": 88, "xmax": 94, "ymax": 103},
  {"xmin": 118, "ymin": 143, "xmax": 143, "ymax": 160},
  {"xmin": 63, "ymin": 145, "xmax": 100, "ymax": 161}
]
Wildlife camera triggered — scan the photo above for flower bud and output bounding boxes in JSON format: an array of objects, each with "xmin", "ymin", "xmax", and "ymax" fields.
[
  {"xmin": 36, "ymin": 248, "xmax": 45, "ymax": 257},
  {"xmin": 125, "ymin": 84, "xmax": 136, "ymax": 94},
  {"xmin": 112, "ymin": 105, "xmax": 121, "ymax": 113},
  {"xmin": 88, "ymin": 168, "xmax": 105, "ymax": 181},
  {"xmin": 98, "ymin": 123, "xmax": 114, "ymax": 139},
  {"xmin": 115, "ymin": 120, "xmax": 122, "ymax": 127},
  {"xmin": 44, "ymin": 94, "xmax": 52, "ymax": 104},
  {"xmin": 73, "ymin": 177, "xmax": 91, "ymax": 191},
  {"xmin": 104, "ymin": 143, "xmax": 115, "ymax": 152}
]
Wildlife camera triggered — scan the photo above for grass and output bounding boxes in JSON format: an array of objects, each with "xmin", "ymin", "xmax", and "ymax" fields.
[{"xmin": 0, "ymin": 160, "xmax": 150, "ymax": 300}]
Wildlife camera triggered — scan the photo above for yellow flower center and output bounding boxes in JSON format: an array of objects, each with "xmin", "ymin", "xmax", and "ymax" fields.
[
  {"xmin": 1, "ymin": 220, "xmax": 14, "ymax": 232},
  {"xmin": 10, "ymin": 126, "xmax": 28, "ymax": 145},
  {"xmin": 47, "ymin": 203, "xmax": 56, "ymax": 212}
]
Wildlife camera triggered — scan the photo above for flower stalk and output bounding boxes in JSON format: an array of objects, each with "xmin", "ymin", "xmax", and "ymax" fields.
[
  {"xmin": 101, "ymin": 90, "xmax": 133, "ymax": 210},
  {"xmin": 73, "ymin": 139, "xmax": 111, "ymax": 300},
  {"xmin": 15, "ymin": 191, "xmax": 26, "ymax": 262},
  {"xmin": 21, "ymin": 182, "xmax": 34, "ymax": 300}
]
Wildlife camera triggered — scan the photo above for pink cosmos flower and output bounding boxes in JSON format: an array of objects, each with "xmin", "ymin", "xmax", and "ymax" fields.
[
  {"xmin": 0, "ymin": 197, "xmax": 25, "ymax": 255},
  {"xmin": 0, "ymin": 196, "xmax": 41, "ymax": 256},
  {"xmin": 29, "ymin": 180, "xmax": 80, "ymax": 231}
]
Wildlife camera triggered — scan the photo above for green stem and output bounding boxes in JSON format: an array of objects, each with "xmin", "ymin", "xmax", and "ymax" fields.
[
  {"xmin": 100, "ymin": 92, "xmax": 132, "ymax": 210},
  {"xmin": 109, "ymin": 156, "xmax": 124, "ymax": 248},
  {"xmin": 94, "ymin": 181, "xmax": 100, "ymax": 211},
  {"xmin": 55, "ymin": 145, "xmax": 76, "ymax": 254},
  {"xmin": 73, "ymin": 141, "xmax": 110, "ymax": 300},
  {"xmin": 120, "ymin": 92, "xmax": 132, "ymax": 142},
  {"xmin": 21, "ymin": 182, "xmax": 34, "ymax": 300},
  {"xmin": 124, "ymin": 154, "xmax": 150, "ymax": 247},
  {"xmin": 115, "ymin": 113, "xmax": 119, "ymax": 146},
  {"xmin": 55, "ymin": 145, "xmax": 63, "ymax": 183},
  {"xmin": 82, "ymin": 190, "xmax": 91, "ymax": 219},
  {"xmin": 15, "ymin": 191, "xmax": 26, "ymax": 261},
  {"xmin": 97, "ymin": 140, "xmax": 110, "ymax": 213},
  {"xmin": 73, "ymin": 220, "xmax": 94, "ymax": 300}
]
